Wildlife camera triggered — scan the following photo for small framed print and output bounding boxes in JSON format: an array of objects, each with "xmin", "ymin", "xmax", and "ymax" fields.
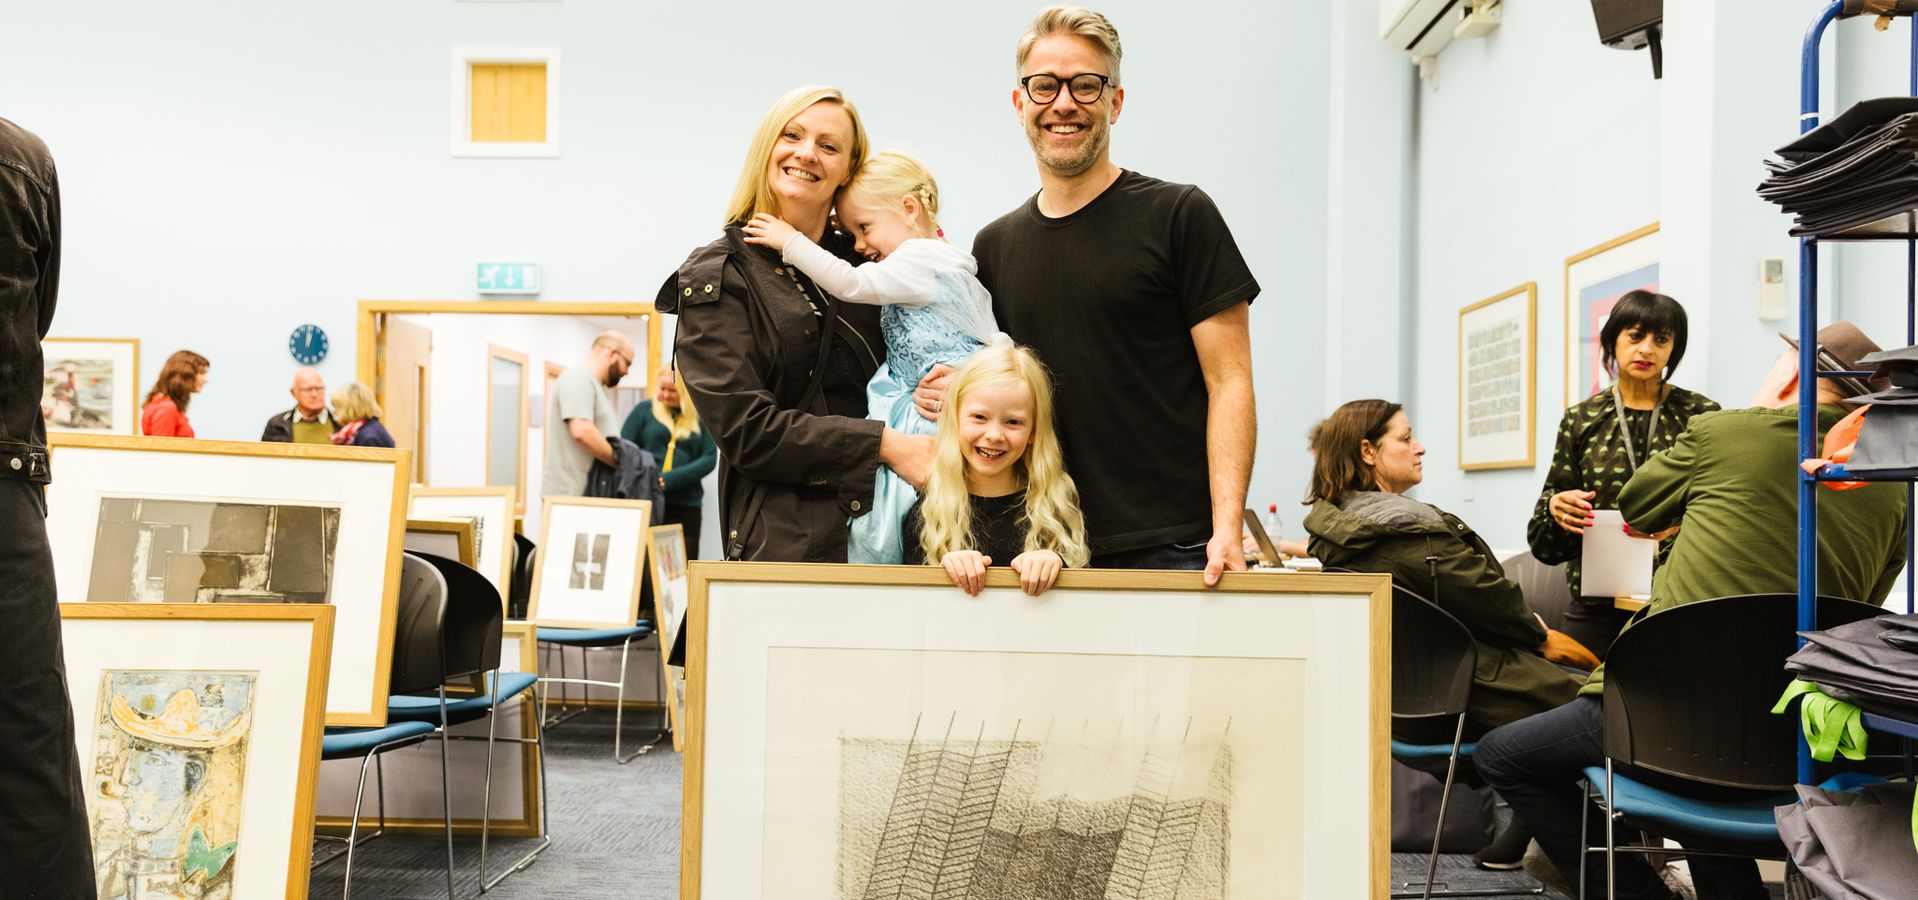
[
  {"xmin": 1458, "ymin": 282, "xmax": 1537, "ymax": 470},
  {"xmin": 404, "ymin": 516, "xmax": 478, "ymax": 569},
  {"xmin": 42, "ymin": 337, "xmax": 139, "ymax": 435},
  {"xmin": 647, "ymin": 524, "xmax": 688, "ymax": 751},
  {"xmin": 527, "ymin": 496, "xmax": 651, "ymax": 629},
  {"xmin": 409, "ymin": 485, "xmax": 516, "ymax": 596}
]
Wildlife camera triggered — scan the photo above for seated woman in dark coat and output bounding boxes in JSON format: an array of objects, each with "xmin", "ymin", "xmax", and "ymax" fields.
[{"xmin": 1304, "ymin": 398, "xmax": 1582, "ymax": 738}]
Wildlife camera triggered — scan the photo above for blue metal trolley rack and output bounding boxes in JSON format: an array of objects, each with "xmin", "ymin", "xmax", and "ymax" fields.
[{"xmin": 1795, "ymin": 1, "xmax": 1918, "ymax": 787}]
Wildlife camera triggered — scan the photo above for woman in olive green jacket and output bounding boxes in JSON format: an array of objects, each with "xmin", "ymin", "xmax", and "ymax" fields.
[{"xmin": 1303, "ymin": 399, "xmax": 1581, "ymax": 739}]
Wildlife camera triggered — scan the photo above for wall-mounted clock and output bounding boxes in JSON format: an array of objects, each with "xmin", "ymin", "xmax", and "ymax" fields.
[{"xmin": 289, "ymin": 324, "xmax": 329, "ymax": 365}]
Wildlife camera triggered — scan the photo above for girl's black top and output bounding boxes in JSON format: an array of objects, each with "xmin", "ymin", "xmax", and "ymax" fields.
[{"xmin": 901, "ymin": 490, "xmax": 1028, "ymax": 566}]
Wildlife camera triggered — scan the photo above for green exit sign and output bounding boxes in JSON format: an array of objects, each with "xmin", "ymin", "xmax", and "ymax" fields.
[{"xmin": 477, "ymin": 262, "xmax": 540, "ymax": 295}]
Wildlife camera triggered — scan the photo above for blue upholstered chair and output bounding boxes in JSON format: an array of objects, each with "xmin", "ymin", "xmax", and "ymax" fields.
[
  {"xmin": 1578, "ymin": 593, "xmax": 1885, "ymax": 899},
  {"xmin": 1388, "ymin": 584, "xmax": 1541, "ymax": 899}
]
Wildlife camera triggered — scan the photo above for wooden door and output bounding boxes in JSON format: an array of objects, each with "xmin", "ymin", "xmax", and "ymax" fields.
[{"xmin": 382, "ymin": 316, "xmax": 432, "ymax": 484}]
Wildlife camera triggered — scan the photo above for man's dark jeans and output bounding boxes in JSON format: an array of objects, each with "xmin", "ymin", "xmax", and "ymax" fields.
[
  {"xmin": 1091, "ymin": 538, "xmax": 1208, "ymax": 571},
  {"xmin": 0, "ymin": 479, "xmax": 97, "ymax": 897},
  {"xmin": 1475, "ymin": 696, "xmax": 1768, "ymax": 900}
]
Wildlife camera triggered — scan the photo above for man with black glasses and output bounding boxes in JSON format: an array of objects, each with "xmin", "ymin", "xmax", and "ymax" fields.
[
  {"xmin": 0, "ymin": 114, "xmax": 97, "ymax": 898},
  {"xmin": 958, "ymin": 4, "xmax": 1259, "ymax": 583}
]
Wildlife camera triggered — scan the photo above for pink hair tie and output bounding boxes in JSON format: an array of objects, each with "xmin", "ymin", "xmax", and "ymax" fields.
[{"xmin": 936, "ymin": 228, "xmax": 945, "ymax": 238}]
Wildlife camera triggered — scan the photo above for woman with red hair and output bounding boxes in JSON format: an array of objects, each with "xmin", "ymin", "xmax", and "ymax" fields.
[{"xmin": 140, "ymin": 350, "xmax": 208, "ymax": 437}]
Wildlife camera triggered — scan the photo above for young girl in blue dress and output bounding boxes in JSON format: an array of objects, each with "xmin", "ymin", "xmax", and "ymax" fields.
[
  {"xmin": 901, "ymin": 343, "xmax": 1089, "ymax": 596},
  {"xmin": 743, "ymin": 151, "xmax": 999, "ymax": 563}
]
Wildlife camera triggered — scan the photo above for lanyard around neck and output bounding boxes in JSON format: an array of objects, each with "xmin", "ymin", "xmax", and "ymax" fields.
[{"xmin": 1611, "ymin": 384, "xmax": 1667, "ymax": 472}]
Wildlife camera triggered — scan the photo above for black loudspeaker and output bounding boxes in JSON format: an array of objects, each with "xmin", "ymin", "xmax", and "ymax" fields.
[
  {"xmin": 1591, "ymin": 0, "xmax": 1661, "ymax": 49},
  {"xmin": 1591, "ymin": 0, "xmax": 1663, "ymax": 78}
]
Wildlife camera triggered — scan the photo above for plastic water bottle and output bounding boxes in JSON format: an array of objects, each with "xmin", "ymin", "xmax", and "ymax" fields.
[{"xmin": 1263, "ymin": 503, "xmax": 1282, "ymax": 540}]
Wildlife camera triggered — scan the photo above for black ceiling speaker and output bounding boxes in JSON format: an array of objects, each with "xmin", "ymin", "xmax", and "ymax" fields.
[{"xmin": 1591, "ymin": 0, "xmax": 1664, "ymax": 79}]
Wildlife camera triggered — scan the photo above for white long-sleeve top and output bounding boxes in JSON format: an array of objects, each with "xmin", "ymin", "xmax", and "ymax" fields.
[{"xmin": 780, "ymin": 235, "xmax": 973, "ymax": 308}]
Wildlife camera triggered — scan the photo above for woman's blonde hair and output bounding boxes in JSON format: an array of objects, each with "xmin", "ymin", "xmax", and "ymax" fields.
[
  {"xmin": 841, "ymin": 150, "xmax": 942, "ymax": 237},
  {"xmin": 330, "ymin": 381, "xmax": 382, "ymax": 424},
  {"xmin": 724, "ymin": 85, "xmax": 868, "ymax": 228},
  {"xmin": 918, "ymin": 343, "xmax": 1089, "ymax": 567},
  {"xmin": 651, "ymin": 364, "xmax": 700, "ymax": 438}
]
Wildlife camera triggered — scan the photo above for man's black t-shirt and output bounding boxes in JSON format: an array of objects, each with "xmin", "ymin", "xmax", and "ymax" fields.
[{"xmin": 972, "ymin": 170, "xmax": 1258, "ymax": 556}]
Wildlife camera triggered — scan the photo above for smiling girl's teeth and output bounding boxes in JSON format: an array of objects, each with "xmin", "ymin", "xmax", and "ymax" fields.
[{"xmin": 976, "ymin": 447, "xmax": 1004, "ymax": 459}]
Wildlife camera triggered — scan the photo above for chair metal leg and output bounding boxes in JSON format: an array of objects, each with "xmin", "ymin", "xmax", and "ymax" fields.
[
  {"xmin": 480, "ymin": 684, "xmax": 498, "ymax": 892},
  {"xmin": 477, "ymin": 689, "xmax": 554, "ymax": 891},
  {"xmin": 613, "ymin": 634, "xmax": 662, "ymax": 763},
  {"xmin": 1424, "ymin": 715, "xmax": 1467, "ymax": 900},
  {"xmin": 439, "ymin": 690, "xmax": 456, "ymax": 900},
  {"xmin": 340, "ymin": 750, "xmax": 375, "ymax": 898},
  {"xmin": 1578, "ymin": 779, "xmax": 1590, "ymax": 900},
  {"xmin": 1604, "ymin": 760, "xmax": 1616, "ymax": 900}
]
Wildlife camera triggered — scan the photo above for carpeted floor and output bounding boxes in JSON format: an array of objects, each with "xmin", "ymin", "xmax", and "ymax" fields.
[{"xmin": 308, "ymin": 709, "xmax": 1789, "ymax": 900}]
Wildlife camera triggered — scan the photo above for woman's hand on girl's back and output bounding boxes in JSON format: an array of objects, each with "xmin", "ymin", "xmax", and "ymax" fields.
[
  {"xmin": 1010, "ymin": 550, "xmax": 1064, "ymax": 597},
  {"xmin": 941, "ymin": 550, "xmax": 992, "ymax": 596},
  {"xmin": 740, "ymin": 213, "xmax": 799, "ymax": 252}
]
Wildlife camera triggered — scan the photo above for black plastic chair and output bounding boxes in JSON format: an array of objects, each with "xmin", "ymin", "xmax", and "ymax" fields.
[
  {"xmin": 1500, "ymin": 550, "xmax": 1573, "ymax": 633},
  {"xmin": 508, "ymin": 533, "xmax": 536, "ymax": 620},
  {"xmin": 397, "ymin": 553, "xmax": 551, "ymax": 891},
  {"xmin": 1389, "ymin": 584, "xmax": 1537, "ymax": 899},
  {"xmin": 1580, "ymin": 593, "xmax": 1885, "ymax": 898},
  {"xmin": 314, "ymin": 552, "xmax": 458, "ymax": 900}
]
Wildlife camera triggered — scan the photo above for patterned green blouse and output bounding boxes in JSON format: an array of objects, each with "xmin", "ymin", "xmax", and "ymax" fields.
[{"xmin": 1527, "ymin": 385, "xmax": 1721, "ymax": 601}]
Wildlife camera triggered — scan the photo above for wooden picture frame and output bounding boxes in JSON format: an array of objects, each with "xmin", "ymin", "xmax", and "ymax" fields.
[
  {"xmin": 1458, "ymin": 282, "xmax": 1538, "ymax": 470},
  {"xmin": 648, "ymin": 524, "xmax": 689, "ymax": 752},
  {"xmin": 46, "ymin": 434, "xmax": 410, "ymax": 727},
  {"xmin": 1564, "ymin": 222, "xmax": 1660, "ymax": 408},
  {"xmin": 62, "ymin": 602, "xmax": 335, "ymax": 900},
  {"xmin": 42, "ymin": 337, "xmax": 140, "ymax": 435},
  {"xmin": 485, "ymin": 345, "xmax": 530, "ymax": 516},
  {"xmin": 408, "ymin": 485, "xmax": 517, "ymax": 596},
  {"xmin": 404, "ymin": 516, "xmax": 478, "ymax": 568},
  {"xmin": 681, "ymin": 563, "xmax": 1393, "ymax": 899},
  {"xmin": 527, "ymin": 496, "xmax": 651, "ymax": 629}
]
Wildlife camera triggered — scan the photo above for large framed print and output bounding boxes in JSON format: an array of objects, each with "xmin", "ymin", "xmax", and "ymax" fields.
[
  {"xmin": 648, "ymin": 524, "xmax": 689, "ymax": 751},
  {"xmin": 528, "ymin": 496, "xmax": 651, "ymax": 629},
  {"xmin": 46, "ymin": 434, "xmax": 410, "ymax": 727},
  {"xmin": 1565, "ymin": 222, "xmax": 1660, "ymax": 407},
  {"xmin": 1458, "ymin": 282, "xmax": 1537, "ymax": 470},
  {"xmin": 408, "ymin": 485, "xmax": 516, "ymax": 594},
  {"xmin": 63, "ymin": 603, "xmax": 335, "ymax": 900},
  {"xmin": 43, "ymin": 337, "xmax": 140, "ymax": 435},
  {"xmin": 682, "ymin": 563, "xmax": 1392, "ymax": 899}
]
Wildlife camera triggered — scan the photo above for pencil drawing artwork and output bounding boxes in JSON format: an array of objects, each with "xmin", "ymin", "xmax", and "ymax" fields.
[
  {"xmin": 570, "ymin": 532, "xmax": 611, "ymax": 590},
  {"xmin": 88, "ymin": 669, "xmax": 256, "ymax": 900},
  {"xmin": 86, "ymin": 496, "xmax": 341, "ymax": 603},
  {"xmin": 837, "ymin": 714, "xmax": 1232, "ymax": 900}
]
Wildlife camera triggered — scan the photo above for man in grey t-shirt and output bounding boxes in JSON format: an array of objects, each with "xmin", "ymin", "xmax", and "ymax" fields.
[{"xmin": 541, "ymin": 331, "xmax": 634, "ymax": 498}]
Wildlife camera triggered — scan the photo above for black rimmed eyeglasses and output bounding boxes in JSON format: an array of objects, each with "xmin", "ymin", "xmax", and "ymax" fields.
[{"xmin": 1020, "ymin": 73, "xmax": 1111, "ymax": 105}]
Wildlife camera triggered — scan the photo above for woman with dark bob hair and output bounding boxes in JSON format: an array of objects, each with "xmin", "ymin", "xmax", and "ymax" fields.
[
  {"xmin": 1304, "ymin": 399, "xmax": 1583, "ymax": 869},
  {"xmin": 1528, "ymin": 290, "xmax": 1719, "ymax": 659}
]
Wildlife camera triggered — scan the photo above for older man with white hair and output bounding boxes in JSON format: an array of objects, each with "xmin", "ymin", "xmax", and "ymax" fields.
[{"xmin": 260, "ymin": 366, "xmax": 338, "ymax": 443}]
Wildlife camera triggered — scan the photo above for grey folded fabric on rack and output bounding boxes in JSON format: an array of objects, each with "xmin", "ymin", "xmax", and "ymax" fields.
[
  {"xmin": 1849, "ymin": 347, "xmax": 1918, "ymax": 471},
  {"xmin": 1784, "ymin": 613, "xmax": 1918, "ymax": 718},
  {"xmin": 1776, "ymin": 781, "xmax": 1918, "ymax": 900},
  {"xmin": 1758, "ymin": 99, "xmax": 1918, "ymax": 236}
]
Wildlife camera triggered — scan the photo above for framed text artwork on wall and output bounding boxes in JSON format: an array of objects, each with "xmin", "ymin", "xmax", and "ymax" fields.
[
  {"xmin": 42, "ymin": 337, "xmax": 139, "ymax": 435},
  {"xmin": 45, "ymin": 434, "xmax": 410, "ymax": 727},
  {"xmin": 681, "ymin": 563, "xmax": 1393, "ymax": 900},
  {"xmin": 1564, "ymin": 223, "xmax": 1660, "ymax": 408},
  {"xmin": 1458, "ymin": 282, "xmax": 1537, "ymax": 470},
  {"xmin": 527, "ymin": 496, "xmax": 651, "ymax": 629},
  {"xmin": 62, "ymin": 603, "xmax": 335, "ymax": 900}
]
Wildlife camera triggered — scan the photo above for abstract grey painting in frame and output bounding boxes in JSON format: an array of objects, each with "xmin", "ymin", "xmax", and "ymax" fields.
[
  {"xmin": 682, "ymin": 564, "xmax": 1393, "ymax": 899},
  {"xmin": 86, "ymin": 496, "xmax": 341, "ymax": 604}
]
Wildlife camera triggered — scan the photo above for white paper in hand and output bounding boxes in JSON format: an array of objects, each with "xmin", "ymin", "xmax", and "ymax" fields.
[{"xmin": 1579, "ymin": 509, "xmax": 1656, "ymax": 599}]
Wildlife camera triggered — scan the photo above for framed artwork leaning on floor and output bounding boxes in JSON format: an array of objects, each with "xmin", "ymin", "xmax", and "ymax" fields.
[
  {"xmin": 527, "ymin": 496, "xmax": 651, "ymax": 629},
  {"xmin": 45, "ymin": 434, "xmax": 410, "ymax": 727},
  {"xmin": 63, "ymin": 603, "xmax": 335, "ymax": 900},
  {"xmin": 408, "ymin": 485, "xmax": 516, "ymax": 595},
  {"xmin": 681, "ymin": 563, "xmax": 1393, "ymax": 900},
  {"xmin": 647, "ymin": 523, "xmax": 688, "ymax": 751}
]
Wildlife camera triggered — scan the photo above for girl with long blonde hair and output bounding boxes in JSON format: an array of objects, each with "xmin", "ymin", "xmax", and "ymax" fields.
[{"xmin": 903, "ymin": 343, "xmax": 1088, "ymax": 596}]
